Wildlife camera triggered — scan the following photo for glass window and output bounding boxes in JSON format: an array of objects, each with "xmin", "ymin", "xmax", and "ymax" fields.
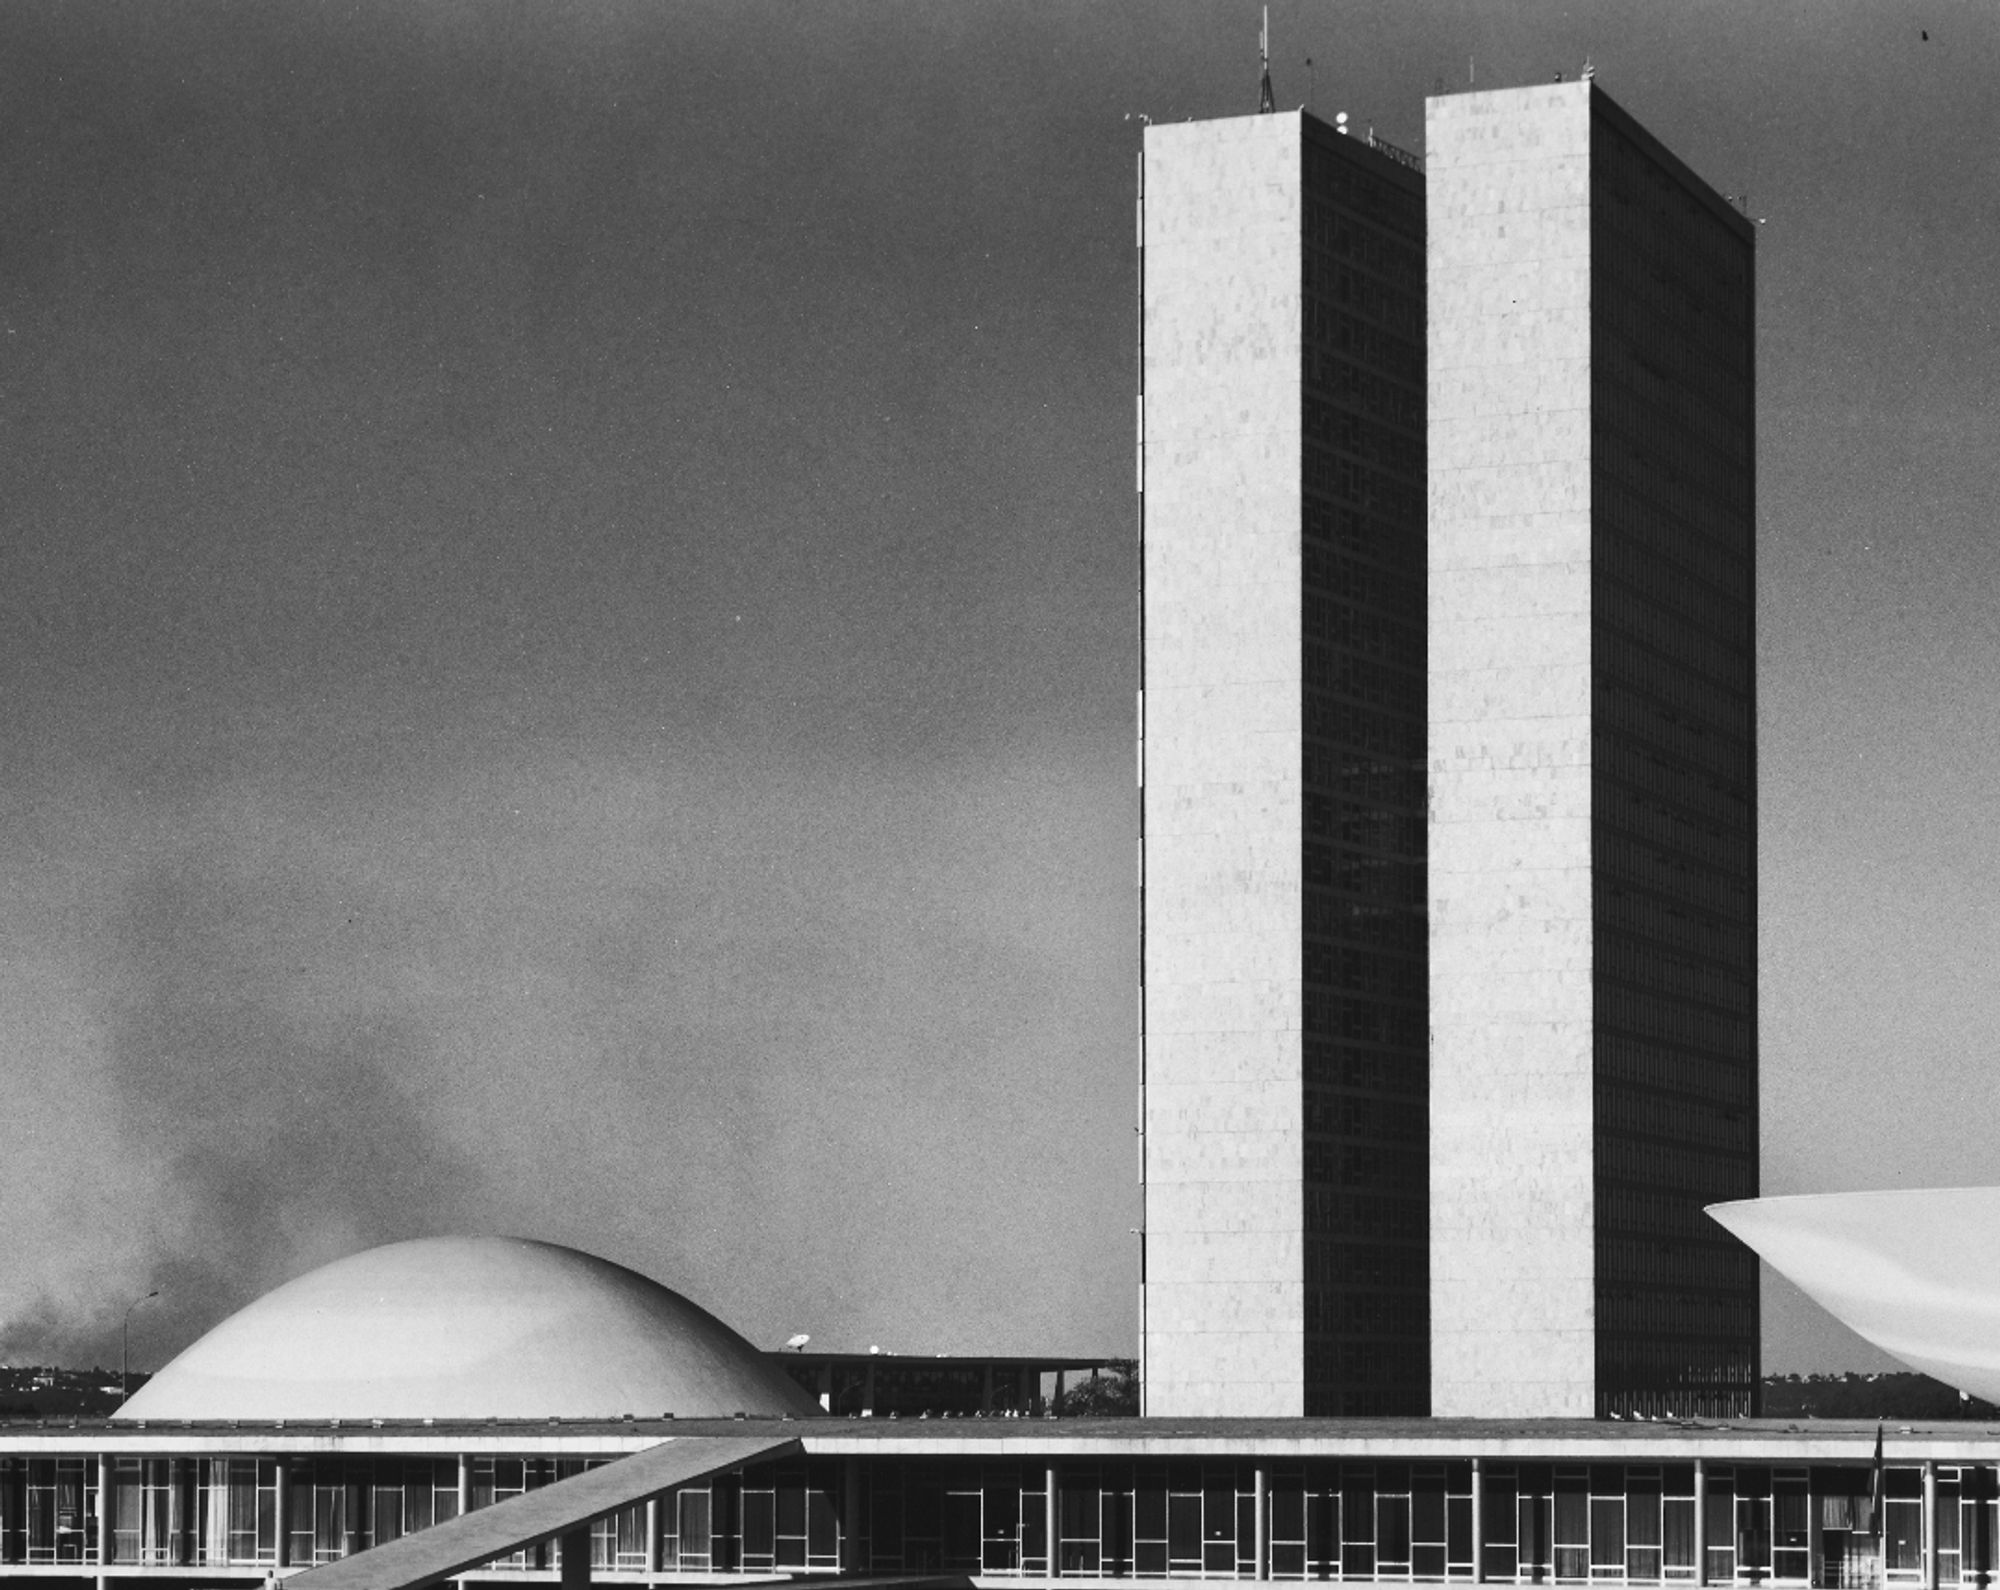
[
  {"xmin": 981, "ymin": 1478, "xmax": 1019, "ymax": 1574},
  {"xmin": 742, "ymin": 1485, "xmax": 774, "ymax": 1564},
  {"xmin": 1167, "ymin": 1490, "xmax": 1200, "ymax": 1565},
  {"xmin": 1886, "ymin": 1498, "xmax": 1925, "ymax": 1578},
  {"xmin": 1704, "ymin": 1472, "xmax": 1737, "ymax": 1586},
  {"xmin": 1379, "ymin": 1494, "xmax": 1412, "ymax": 1569},
  {"xmin": 1592, "ymin": 1498, "xmax": 1626, "ymax": 1576},
  {"xmin": 1773, "ymin": 1479, "xmax": 1810, "ymax": 1583},
  {"xmin": 1554, "ymin": 1471, "xmax": 1590, "ymax": 1582},
  {"xmin": 943, "ymin": 1488, "xmax": 981, "ymax": 1571},
  {"xmin": 679, "ymin": 1487, "xmax": 712, "ymax": 1569}
]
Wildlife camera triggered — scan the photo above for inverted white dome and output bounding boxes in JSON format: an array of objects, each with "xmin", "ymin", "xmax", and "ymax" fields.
[
  {"xmin": 1709, "ymin": 1188, "xmax": 2000, "ymax": 1403},
  {"xmin": 115, "ymin": 1237, "xmax": 818, "ymax": 1421}
]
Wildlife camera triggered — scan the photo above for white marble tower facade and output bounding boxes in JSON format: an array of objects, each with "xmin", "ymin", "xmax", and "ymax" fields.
[
  {"xmin": 1426, "ymin": 82, "xmax": 1758, "ymax": 1418},
  {"xmin": 1140, "ymin": 112, "xmax": 1430, "ymax": 1418},
  {"xmin": 1139, "ymin": 112, "xmax": 1309, "ymax": 1418}
]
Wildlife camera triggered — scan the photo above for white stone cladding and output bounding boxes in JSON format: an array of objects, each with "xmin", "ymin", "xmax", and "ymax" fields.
[
  {"xmin": 1141, "ymin": 112, "xmax": 1306, "ymax": 1418},
  {"xmin": 1425, "ymin": 82, "xmax": 1598, "ymax": 1419}
]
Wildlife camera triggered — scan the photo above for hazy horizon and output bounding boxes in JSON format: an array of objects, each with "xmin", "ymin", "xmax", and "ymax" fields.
[{"xmin": 8, "ymin": 1, "xmax": 1997, "ymax": 1383}]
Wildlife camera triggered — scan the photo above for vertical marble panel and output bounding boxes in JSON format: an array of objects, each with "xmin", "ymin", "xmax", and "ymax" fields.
[
  {"xmin": 1425, "ymin": 83, "xmax": 1598, "ymax": 1419},
  {"xmin": 1141, "ymin": 112, "xmax": 1305, "ymax": 1418}
]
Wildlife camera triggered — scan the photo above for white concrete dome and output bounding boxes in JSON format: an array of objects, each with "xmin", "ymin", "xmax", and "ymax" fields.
[
  {"xmin": 1709, "ymin": 1188, "xmax": 2000, "ymax": 1404},
  {"xmin": 114, "ymin": 1236, "xmax": 819, "ymax": 1421}
]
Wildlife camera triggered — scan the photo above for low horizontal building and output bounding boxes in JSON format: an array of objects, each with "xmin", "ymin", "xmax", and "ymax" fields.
[
  {"xmin": 0, "ymin": 1413, "xmax": 1990, "ymax": 1587},
  {"xmin": 766, "ymin": 1354, "xmax": 1125, "ymax": 1419},
  {"xmin": 28, "ymin": 1236, "xmax": 1986, "ymax": 1590}
]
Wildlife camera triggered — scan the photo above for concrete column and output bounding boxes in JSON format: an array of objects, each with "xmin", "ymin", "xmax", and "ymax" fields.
[
  {"xmin": 1046, "ymin": 1464, "xmax": 1060, "ymax": 1579},
  {"xmin": 982, "ymin": 1363, "xmax": 995, "ymax": 1416},
  {"xmin": 96, "ymin": 1453, "xmax": 112, "ymax": 1587},
  {"xmin": 816, "ymin": 1364, "xmax": 832, "ymax": 1413},
  {"xmin": 274, "ymin": 1459, "xmax": 289, "ymax": 1570},
  {"xmin": 1980, "ymin": 1467, "xmax": 1993, "ymax": 1589},
  {"xmin": 1471, "ymin": 1458, "xmax": 1485, "ymax": 1584},
  {"xmin": 645, "ymin": 1499, "xmax": 661, "ymax": 1579},
  {"xmin": 1927, "ymin": 1463, "xmax": 1941, "ymax": 1590},
  {"xmin": 1694, "ymin": 1461, "xmax": 1708, "ymax": 1588},
  {"xmin": 559, "ymin": 1527, "xmax": 592, "ymax": 1590},
  {"xmin": 1253, "ymin": 1466, "xmax": 1269, "ymax": 1580},
  {"xmin": 451, "ymin": 1453, "xmax": 472, "ymax": 1590},
  {"xmin": 167, "ymin": 1457, "xmax": 184, "ymax": 1568},
  {"xmin": 1017, "ymin": 1365, "xmax": 1035, "ymax": 1415},
  {"xmin": 841, "ymin": 1460, "xmax": 862, "ymax": 1572}
]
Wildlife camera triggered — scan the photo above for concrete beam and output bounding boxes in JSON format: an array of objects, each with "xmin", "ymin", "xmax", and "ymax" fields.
[{"xmin": 281, "ymin": 1435, "xmax": 798, "ymax": 1590}]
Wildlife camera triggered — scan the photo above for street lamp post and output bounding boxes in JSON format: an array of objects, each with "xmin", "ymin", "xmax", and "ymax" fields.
[{"xmin": 122, "ymin": 1289, "xmax": 160, "ymax": 1402}]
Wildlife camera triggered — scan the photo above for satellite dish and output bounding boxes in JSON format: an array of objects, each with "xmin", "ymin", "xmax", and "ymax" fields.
[{"xmin": 785, "ymin": 1333, "xmax": 811, "ymax": 1351}]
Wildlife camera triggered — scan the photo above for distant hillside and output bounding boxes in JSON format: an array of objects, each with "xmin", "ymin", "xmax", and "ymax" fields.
[
  {"xmin": 1, "ymin": 1364, "xmax": 1992, "ymax": 1424},
  {"xmin": 1764, "ymin": 1372, "xmax": 2000, "ymax": 1421},
  {"xmin": 0, "ymin": 1366, "xmax": 144, "ymax": 1419}
]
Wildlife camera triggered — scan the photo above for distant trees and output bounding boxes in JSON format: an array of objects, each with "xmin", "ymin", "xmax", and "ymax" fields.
[
  {"xmin": 1763, "ymin": 1372, "xmax": 2000, "ymax": 1421},
  {"xmin": 1053, "ymin": 1361, "xmax": 1139, "ymax": 1417},
  {"xmin": 0, "ymin": 1366, "xmax": 134, "ymax": 1418},
  {"xmin": 1040, "ymin": 1368, "xmax": 1998, "ymax": 1421},
  {"xmin": 9, "ymin": 1360, "xmax": 1989, "ymax": 1424}
]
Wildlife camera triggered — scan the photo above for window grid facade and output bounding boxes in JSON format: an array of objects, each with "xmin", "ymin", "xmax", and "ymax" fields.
[
  {"xmin": 3, "ymin": 1457, "xmax": 1984, "ymax": 1585},
  {"xmin": 1588, "ymin": 93, "xmax": 1760, "ymax": 1420},
  {"xmin": 1298, "ymin": 114, "xmax": 1430, "ymax": 1419},
  {"xmin": 0, "ymin": 1456, "xmax": 1992, "ymax": 1585},
  {"xmin": 4, "ymin": 1457, "xmax": 98, "ymax": 1566}
]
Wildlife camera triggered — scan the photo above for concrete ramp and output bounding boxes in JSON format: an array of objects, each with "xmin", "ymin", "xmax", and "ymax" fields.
[{"xmin": 281, "ymin": 1434, "xmax": 799, "ymax": 1590}]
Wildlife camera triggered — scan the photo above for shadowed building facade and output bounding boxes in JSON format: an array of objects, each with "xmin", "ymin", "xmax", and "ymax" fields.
[
  {"xmin": 1426, "ymin": 81, "xmax": 1759, "ymax": 1418},
  {"xmin": 1140, "ymin": 81, "xmax": 1757, "ymax": 1422},
  {"xmin": 1138, "ymin": 111, "xmax": 1429, "ymax": 1418}
]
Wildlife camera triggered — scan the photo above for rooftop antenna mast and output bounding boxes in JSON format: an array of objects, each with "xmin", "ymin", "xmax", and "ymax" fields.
[{"xmin": 1259, "ymin": 6, "xmax": 1276, "ymax": 113}]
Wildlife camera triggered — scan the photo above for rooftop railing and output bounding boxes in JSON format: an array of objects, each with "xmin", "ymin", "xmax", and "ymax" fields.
[{"xmin": 1366, "ymin": 130, "xmax": 1425, "ymax": 173}]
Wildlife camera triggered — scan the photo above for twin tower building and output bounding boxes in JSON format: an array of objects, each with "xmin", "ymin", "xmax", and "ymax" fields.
[{"xmin": 1137, "ymin": 82, "xmax": 1759, "ymax": 1420}]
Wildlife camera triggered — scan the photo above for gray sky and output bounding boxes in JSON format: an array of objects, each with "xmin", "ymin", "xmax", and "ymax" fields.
[{"xmin": 4, "ymin": 1, "xmax": 1994, "ymax": 1378}]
